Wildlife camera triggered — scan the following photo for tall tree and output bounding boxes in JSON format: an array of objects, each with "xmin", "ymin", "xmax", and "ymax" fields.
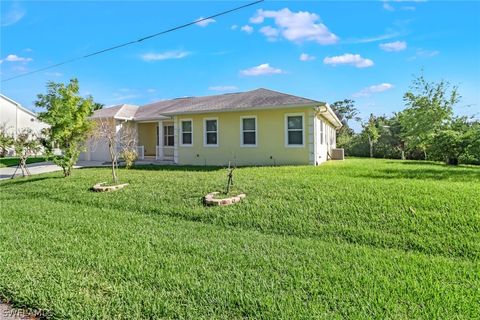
[
  {"xmin": 362, "ymin": 114, "xmax": 380, "ymax": 158},
  {"xmin": 400, "ymin": 74, "xmax": 458, "ymax": 159},
  {"xmin": 330, "ymin": 99, "xmax": 360, "ymax": 149},
  {"xmin": 36, "ymin": 79, "xmax": 95, "ymax": 177}
]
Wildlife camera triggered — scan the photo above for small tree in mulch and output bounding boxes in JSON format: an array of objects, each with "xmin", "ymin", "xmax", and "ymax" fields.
[
  {"xmin": 92, "ymin": 118, "xmax": 137, "ymax": 185},
  {"xmin": 11, "ymin": 129, "xmax": 41, "ymax": 179}
]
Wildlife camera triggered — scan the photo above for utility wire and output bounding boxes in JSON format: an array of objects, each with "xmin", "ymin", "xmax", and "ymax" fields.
[{"xmin": 1, "ymin": 0, "xmax": 264, "ymax": 83}]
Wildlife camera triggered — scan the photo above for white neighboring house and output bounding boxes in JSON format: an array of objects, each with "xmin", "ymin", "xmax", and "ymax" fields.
[{"xmin": 0, "ymin": 94, "xmax": 49, "ymax": 155}]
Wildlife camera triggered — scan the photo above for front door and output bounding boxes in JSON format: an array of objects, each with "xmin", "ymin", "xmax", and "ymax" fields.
[{"xmin": 163, "ymin": 125, "xmax": 174, "ymax": 159}]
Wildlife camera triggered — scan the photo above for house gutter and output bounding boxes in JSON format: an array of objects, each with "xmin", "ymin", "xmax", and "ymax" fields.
[{"xmin": 314, "ymin": 103, "xmax": 342, "ymax": 129}]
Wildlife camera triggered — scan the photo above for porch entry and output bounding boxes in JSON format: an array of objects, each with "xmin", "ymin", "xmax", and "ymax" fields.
[{"xmin": 137, "ymin": 121, "xmax": 175, "ymax": 161}]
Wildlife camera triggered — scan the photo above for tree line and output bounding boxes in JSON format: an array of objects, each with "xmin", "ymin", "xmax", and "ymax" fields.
[{"xmin": 331, "ymin": 75, "xmax": 480, "ymax": 165}]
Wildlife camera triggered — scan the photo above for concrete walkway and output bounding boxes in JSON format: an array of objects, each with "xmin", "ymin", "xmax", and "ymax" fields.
[{"xmin": 0, "ymin": 161, "xmax": 107, "ymax": 180}]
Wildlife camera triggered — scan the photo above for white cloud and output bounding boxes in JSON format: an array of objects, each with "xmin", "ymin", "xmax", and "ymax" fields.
[
  {"xmin": 208, "ymin": 85, "xmax": 239, "ymax": 91},
  {"xmin": 249, "ymin": 8, "xmax": 338, "ymax": 45},
  {"xmin": 344, "ymin": 32, "xmax": 400, "ymax": 44},
  {"xmin": 380, "ymin": 40, "xmax": 407, "ymax": 52},
  {"xmin": 4, "ymin": 54, "xmax": 32, "ymax": 63},
  {"xmin": 231, "ymin": 24, "xmax": 238, "ymax": 30},
  {"xmin": 408, "ymin": 48, "xmax": 439, "ymax": 60},
  {"xmin": 141, "ymin": 50, "xmax": 190, "ymax": 61},
  {"xmin": 240, "ymin": 63, "xmax": 285, "ymax": 76},
  {"xmin": 299, "ymin": 53, "xmax": 315, "ymax": 61},
  {"xmin": 45, "ymin": 72, "xmax": 63, "ymax": 77},
  {"xmin": 241, "ymin": 25, "xmax": 254, "ymax": 34},
  {"xmin": 259, "ymin": 26, "xmax": 279, "ymax": 40},
  {"xmin": 146, "ymin": 89, "xmax": 156, "ymax": 93},
  {"xmin": 195, "ymin": 17, "xmax": 215, "ymax": 27},
  {"xmin": 1, "ymin": 2, "xmax": 26, "ymax": 27},
  {"xmin": 353, "ymin": 83, "xmax": 394, "ymax": 97},
  {"xmin": 383, "ymin": 1, "xmax": 395, "ymax": 11},
  {"xmin": 416, "ymin": 49, "xmax": 439, "ymax": 57},
  {"xmin": 323, "ymin": 53, "xmax": 374, "ymax": 68}
]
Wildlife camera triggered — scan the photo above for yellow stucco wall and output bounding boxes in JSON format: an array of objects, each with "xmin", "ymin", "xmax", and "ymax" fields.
[
  {"xmin": 175, "ymin": 107, "xmax": 313, "ymax": 166},
  {"xmin": 137, "ymin": 122, "xmax": 157, "ymax": 156}
]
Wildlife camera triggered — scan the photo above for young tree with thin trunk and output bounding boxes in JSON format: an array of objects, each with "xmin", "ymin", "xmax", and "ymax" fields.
[
  {"xmin": 92, "ymin": 118, "xmax": 137, "ymax": 184},
  {"xmin": 11, "ymin": 129, "xmax": 41, "ymax": 178},
  {"xmin": 36, "ymin": 79, "xmax": 95, "ymax": 177},
  {"xmin": 362, "ymin": 114, "xmax": 380, "ymax": 158}
]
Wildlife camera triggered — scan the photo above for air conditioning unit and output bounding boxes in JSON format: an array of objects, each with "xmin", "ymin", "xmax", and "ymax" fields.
[{"xmin": 331, "ymin": 148, "xmax": 344, "ymax": 160}]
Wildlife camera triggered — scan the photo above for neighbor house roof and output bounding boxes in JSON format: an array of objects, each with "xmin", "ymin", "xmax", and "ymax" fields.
[
  {"xmin": 0, "ymin": 94, "xmax": 38, "ymax": 117},
  {"xmin": 92, "ymin": 88, "xmax": 342, "ymax": 127},
  {"xmin": 91, "ymin": 104, "xmax": 139, "ymax": 120}
]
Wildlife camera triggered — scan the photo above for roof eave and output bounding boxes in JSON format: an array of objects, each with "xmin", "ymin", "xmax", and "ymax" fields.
[{"xmin": 160, "ymin": 103, "xmax": 324, "ymax": 116}]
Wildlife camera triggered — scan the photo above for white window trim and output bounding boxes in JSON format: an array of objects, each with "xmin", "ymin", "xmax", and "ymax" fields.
[
  {"xmin": 240, "ymin": 115, "xmax": 257, "ymax": 147},
  {"xmin": 285, "ymin": 113, "xmax": 305, "ymax": 148},
  {"xmin": 203, "ymin": 117, "xmax": 219, "ymax": 147},
  {"xmin": 180, "ymin": 119, "xmax": 193, "ymax": 147}
]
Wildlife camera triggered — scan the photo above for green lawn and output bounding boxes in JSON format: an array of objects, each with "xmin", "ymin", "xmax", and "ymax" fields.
[
  {"xmin": 0, "ymin": 159, "xmax": 479, "ymax": 319},
  {"xmin": 0, "ymin": 156, "xmax": 47, "ymax": 168}
]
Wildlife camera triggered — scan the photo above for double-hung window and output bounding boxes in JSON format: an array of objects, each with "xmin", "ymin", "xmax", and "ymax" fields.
[
  {"xmin": 241, "ymin": 116, "xmax": 257, "ymax": 147},
  {"xmin": 204, "ymin": 118, "xmax": 218, "ymax": 146},
  {"xmin": 286, "ymin": 114, "xmax": 304, "ymax": 146},
  {"xmin": 180, "ymin": 120, "xmax": 193, "ymax": 146},
  {"xmin": 164, "ymin": 125, "xmax": 174, "ymax": 147}
]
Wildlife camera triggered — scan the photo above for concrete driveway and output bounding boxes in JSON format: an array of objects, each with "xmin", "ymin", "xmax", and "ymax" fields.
[{"xmin": 0, "ymin": 161, "xmax": 107, "ymax": 180}]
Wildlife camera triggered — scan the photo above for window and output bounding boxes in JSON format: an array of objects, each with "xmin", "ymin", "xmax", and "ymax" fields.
[
  {"xmin": 181, "ymin": 120, "xmax": 192, "ymax": 146},
  {"xmin": 204, "ymin": 118, "xmax": 218, "ymax": 146},
  {"xmin": 241, "ymin": 116, "xmax": 257, "ymax": 146},
  {"xmin": 286, "ymin": 114, "xmax": 304, "ymax": 146},
  {"xmin": 163, "ymin": 125, "xmax": 174, "ymax": 147}
]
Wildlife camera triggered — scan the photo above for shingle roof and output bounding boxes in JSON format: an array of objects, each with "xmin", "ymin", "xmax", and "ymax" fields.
[
  {"xmin": 92, "ymin": 89, "xmax": 337, "ymax": 124},
  {"xmin": 91, "ymin": 104, "xmax": 138, "ymax": 119},
  {"xmin": 138, "ymin": 88, "xmax": 322, "ymax": 117}
]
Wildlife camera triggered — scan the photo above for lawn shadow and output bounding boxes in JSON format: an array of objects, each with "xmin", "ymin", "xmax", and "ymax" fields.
[
  {"xmin": 132, "ymin": 164, "xmax": 223, "ymax": 172},
  {"xmin": 357, "ymin": 167, "xmax": 480, "ymax": 182},
  {"xmin": 0, "ymin": 175, "xmax": 62, "ymax": 186}
]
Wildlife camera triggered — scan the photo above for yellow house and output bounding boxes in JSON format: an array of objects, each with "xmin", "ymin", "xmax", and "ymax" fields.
[{"xmin": 81, "ymin": 88, "xmax": 342, "ymax": 166}]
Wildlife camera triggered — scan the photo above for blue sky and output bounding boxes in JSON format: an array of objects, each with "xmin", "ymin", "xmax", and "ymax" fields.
[{"xmin": 1, "ymin": 0, "xmax": 479, "ymax": 130}]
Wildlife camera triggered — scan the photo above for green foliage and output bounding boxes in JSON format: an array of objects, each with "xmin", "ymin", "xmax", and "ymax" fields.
[
  {"xmin": 0, "ymin": 159, "xmax": 478, "ymax": 318},
  {"xmin": 361, "ymin": 114, "xmax": 381, "ymax": 158},
  {"xmin": 121, "ymin": 149, "xmax": 137, "ymax": 169},
  {"xmin": 36, "ymin": 78, "xmax": 95, "ymax": 177},
  {"xmin": 343, "ymin": 74, "xmax": 478, "ymax": 165},
  {"xmin": 330, "ymin": 99, "xmax": 359, "ymax": 149},
  {"xmin": 0, "ymin": 123, "xmax": 14, "ymax": 157},
  {"xmin": 400, "ymin": 75, "xmax": 458, "ymax": 158}
]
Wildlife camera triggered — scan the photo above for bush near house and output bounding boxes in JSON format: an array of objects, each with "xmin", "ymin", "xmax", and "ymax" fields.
[{"xmin": 0, "ymin": 159, "xmax": 478, "ymax": 319}]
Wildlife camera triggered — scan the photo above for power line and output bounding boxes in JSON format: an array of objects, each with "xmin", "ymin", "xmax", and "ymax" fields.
[{"xmin": 1, "ymin": 0, "xmax": 264, "ymax": 83}]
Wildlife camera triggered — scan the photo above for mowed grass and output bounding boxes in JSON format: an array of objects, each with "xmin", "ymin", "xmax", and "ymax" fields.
[
  {"xmin": 0, "ymin": 156, "xmax": 47, "ymax": 168},
  {"xmin": 0, "ymin": 159, "xmax": 479, "ymax": 319}
]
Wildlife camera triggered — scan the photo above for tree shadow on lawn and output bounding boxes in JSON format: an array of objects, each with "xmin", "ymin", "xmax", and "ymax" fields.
[
  {"xmin": 131, "ymin": 164, "xmax": 223, "ymax": 172},
  {"xmin": 0, "ymin": 175, "xmax": 62, "ymax": 186},
  {"xmin": 357, "ymin": 167, "xmax": 480, "ymax": 182},
  {"xmin": 386, "ymin": 160, "xmax": 480, "ymax": 168}
]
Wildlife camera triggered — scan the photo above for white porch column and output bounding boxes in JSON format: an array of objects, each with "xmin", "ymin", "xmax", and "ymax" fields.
[
  {"xmin": 157, "ymin": 121, "xmax": 164, "ymax": 160},
  {"xmin": 173, "ymin": 116, "xmax": 179, "ymax": 164}
]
